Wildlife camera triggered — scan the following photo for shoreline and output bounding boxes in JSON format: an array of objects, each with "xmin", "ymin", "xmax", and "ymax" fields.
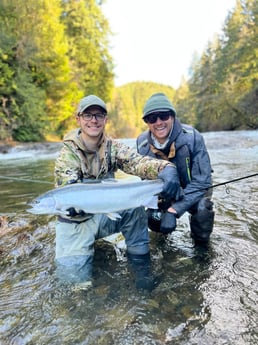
[{"xmin": 0, "ymin": 141, "xmax": 62, "ymax": 154}]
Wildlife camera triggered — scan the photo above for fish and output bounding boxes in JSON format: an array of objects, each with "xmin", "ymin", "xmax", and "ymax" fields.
[{"xmin": 27, "ymin": 178, "xmax": 164, "ymax": 220}]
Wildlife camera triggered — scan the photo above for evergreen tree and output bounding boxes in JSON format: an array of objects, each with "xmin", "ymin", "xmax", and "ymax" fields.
[
  {"xmin": 107, "ymin": 82, "xmax": 175, "ymax": 138},
  {"xmin": 0, "ymin": 0, "xmax": 75, "ymax": 140},
  {"xmin": 60, "ymin": 0, "xmax": 114, "ymax": 104}
]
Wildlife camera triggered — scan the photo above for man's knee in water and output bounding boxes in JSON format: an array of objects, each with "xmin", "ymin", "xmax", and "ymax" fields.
[{"xmin": 55, "ymin": 255, "xmax": 93, "ymax": 284}]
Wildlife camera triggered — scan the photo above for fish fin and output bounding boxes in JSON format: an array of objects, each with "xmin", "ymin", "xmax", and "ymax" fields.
[
  {"xmin": 56, "ymin": 209, "xmax": 71, "ymax": 216},
  {"xmin": 106, "ymin": 212, "xmax": 122, "ymax": 220}
]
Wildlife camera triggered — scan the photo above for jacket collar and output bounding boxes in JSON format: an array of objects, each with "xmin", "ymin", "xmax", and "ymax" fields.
[{"xmin": 64, "ymin": 128, "xmax": 106, "ymax": 152}]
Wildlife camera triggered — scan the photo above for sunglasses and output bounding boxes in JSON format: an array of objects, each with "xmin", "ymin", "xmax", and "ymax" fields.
[{"xmin": 144, "ymin": 112, "xmax": 171, "ymax": 124}]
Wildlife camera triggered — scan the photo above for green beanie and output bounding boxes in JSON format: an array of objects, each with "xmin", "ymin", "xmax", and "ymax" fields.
[
  {"xmin": 77, "ymin": 95, "xmax": 107, "ymax": 114},
  {"xmin": 143, "ymin": 93, "xmax": 176, "ymax": 118}
]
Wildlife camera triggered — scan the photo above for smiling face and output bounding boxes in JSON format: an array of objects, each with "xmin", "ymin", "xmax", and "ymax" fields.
[
  {"xmin": 76, "ymin": 105, "xmax": 108, "ymax": 141},
  {"xmin": 145, "ymin": 113, "xmax": 174, "ymax": 144}
]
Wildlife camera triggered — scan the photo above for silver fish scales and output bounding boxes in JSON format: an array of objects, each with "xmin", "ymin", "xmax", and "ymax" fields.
[{"xmin": 27, "ymin": 178, "xmax": 164, "ymax": 219}]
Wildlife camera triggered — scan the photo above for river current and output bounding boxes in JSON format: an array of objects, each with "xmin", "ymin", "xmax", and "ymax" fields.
[{"xmin": 0, "ymin": 130, "xmax": 257, "ymax": 345}]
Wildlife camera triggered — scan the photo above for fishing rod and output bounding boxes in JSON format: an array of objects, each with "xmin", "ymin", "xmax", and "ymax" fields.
[
  {"xmin": 0, "ymin": 175, "xmax": 53, "ymax": 185},
  {"xmin": 185, "ymin": 172, "xmax": 258, "ymax": 195},
  {"xmin": 208, "ymin": 173, "xmax": 258, "ymax": 189}
]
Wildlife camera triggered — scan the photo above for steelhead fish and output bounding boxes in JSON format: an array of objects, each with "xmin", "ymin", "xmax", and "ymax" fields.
[{"xmin": 27, "ymin": 178, "xmax": 164, "ymax": 220}]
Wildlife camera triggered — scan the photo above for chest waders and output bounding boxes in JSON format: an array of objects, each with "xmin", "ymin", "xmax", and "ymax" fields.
[{"xmin": 55, "ymin": 138, "xmax": 158, "ymax": 290}]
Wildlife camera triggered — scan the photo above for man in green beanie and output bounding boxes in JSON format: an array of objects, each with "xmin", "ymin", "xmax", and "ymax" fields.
[{"xmin": 137, "ymin": 93, "xmax": 214, "ymax": 246}]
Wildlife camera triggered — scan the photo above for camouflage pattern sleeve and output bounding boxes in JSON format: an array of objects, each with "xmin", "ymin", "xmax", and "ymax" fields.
[
  {"xmin": 54, "ymin": 143, "xmax": 82, "ymax": 187},
  {"xmin": 111, "ymin": 140, "xmax": 174, "ymax": 179}
]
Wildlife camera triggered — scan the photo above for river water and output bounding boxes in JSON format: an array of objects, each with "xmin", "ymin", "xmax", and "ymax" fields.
[{"xmin": 0, "ymin": 131, "xmax": 257, "ymax": 345}]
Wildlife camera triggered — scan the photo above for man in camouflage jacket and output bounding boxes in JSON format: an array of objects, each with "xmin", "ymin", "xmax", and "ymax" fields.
[{"xmin": 54, "ymin": 94, "xmax": 180, "ymax": 291}]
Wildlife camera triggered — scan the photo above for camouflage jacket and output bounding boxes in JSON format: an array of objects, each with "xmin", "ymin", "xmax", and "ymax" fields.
[{"xmin": 54, "ymin": 128, "xmax": 173, "ymax": 187}]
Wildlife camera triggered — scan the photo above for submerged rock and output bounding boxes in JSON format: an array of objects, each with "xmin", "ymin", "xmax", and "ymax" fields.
[{"xmin": 0, "ymin": 215, "xmax": 54, "ymax": 265}]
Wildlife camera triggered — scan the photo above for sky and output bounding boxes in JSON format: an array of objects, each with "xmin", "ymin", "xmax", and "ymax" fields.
[{"xmin": 102, "ymin": 0, "xmax": 237, "ymax": 89}]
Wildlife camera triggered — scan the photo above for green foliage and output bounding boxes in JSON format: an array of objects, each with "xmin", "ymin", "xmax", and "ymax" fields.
[
  {"xmin": 179, "ymin": 0, "xmax": 258, "ymax": 131},
  {"xmin": 0, "ymin": 0, "xmax": 257, "ymax": 142},
  {"xmin": 0, "ymin": 0, "xmax": 113, "ymax": 141},
  {"xmin": 9, "ymin": 69, "xmax": 47, "ymax": 141},
  {"xmin": 60, "ymin": 0, "xmax": 114, "ymax": 102},
  {"xmin": 106, "ymin": 82, "xmax": 175, "ymax": 138},
  {"xmin": 173, "ymin": 78, "xmax": 195, "ymax": 126}
]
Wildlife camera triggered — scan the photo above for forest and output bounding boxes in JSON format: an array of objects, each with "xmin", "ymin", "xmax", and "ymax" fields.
[{"xmin": 0, "ymin": 0, "xmax": 257, "ymax": 142}]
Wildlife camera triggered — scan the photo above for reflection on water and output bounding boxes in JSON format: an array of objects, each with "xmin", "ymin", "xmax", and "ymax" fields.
[{"xmin": 0, "ymin": 131, "xmax": 257, "ymax": 345}]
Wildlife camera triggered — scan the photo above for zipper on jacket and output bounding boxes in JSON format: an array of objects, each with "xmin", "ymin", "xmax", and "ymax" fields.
[{"xmin": 186, "ymin": 157, "xmax": 191, "ymax": 182}]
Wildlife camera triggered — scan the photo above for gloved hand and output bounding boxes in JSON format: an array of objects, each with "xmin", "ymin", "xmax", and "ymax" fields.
[
  {"xmin": 160, "ymin": 211, "xmax": 177, "ymax": 234},
  {"xmin": 158, "ymin": 197, "xmax": 172, "ymax": 211},
  {"xmin": 66, "ymin": 207, "xmax": 86, "ymax": 217},
  {"xmin": 147, "ymin": 208, "xmax": 162, "ymax": 232},
  {"xmin": 158, "ymin": 165, "xmax": 180, "ymax": 200}
]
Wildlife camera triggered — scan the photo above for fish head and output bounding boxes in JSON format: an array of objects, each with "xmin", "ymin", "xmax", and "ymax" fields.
[{"xmin": 27, "ymin": 194, "xmax": 56, "ymax": 215}]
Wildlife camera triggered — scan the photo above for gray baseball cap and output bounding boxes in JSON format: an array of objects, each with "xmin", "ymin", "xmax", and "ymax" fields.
[{"xmin": 77, "ymin": 95, "xmax": 107, "ymax": 114}]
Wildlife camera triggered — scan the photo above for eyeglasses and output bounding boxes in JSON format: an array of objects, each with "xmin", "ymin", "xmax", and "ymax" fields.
[
  {"xmin": 79, "ymin": 112, "xmax": 106, "ymax": 121},
  {"xmin": 144, "ymin": 112, "xmax": 171, "ymax": 124}
]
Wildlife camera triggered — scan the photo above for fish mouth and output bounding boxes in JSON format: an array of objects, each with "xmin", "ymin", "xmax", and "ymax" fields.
[{"xmin": 26, "ymin": 206, "xmax": 55, "ymax": 215}]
